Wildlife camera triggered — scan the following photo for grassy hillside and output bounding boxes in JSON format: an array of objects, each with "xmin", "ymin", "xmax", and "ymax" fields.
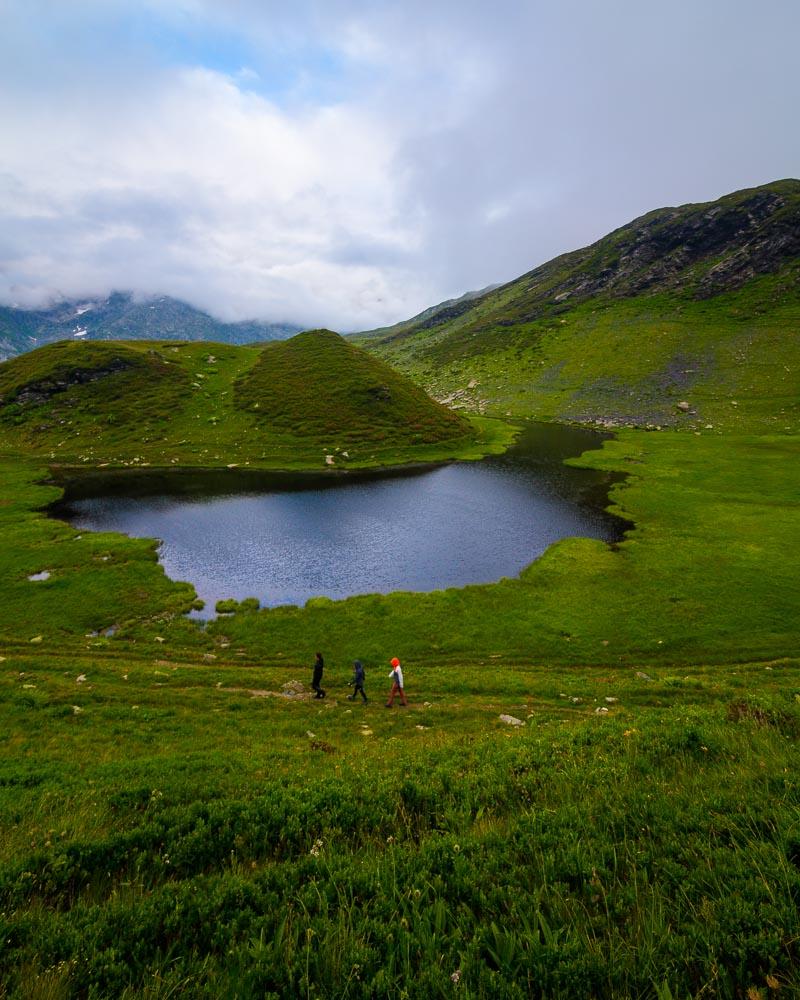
[
  {"xmin": 358, "ymin": 181, "xmax": 800, "ymax": 432},
  {"xmin": 235, "ymin": 328, "xmax": 470, "ymax": 446},
  {"xmin": 0, "ymin": 332, "xmax": 491, "ymax": 470}
]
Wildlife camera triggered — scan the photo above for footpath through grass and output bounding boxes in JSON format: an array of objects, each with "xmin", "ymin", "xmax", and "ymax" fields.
[{"xmin": 2, "ymin": 649, "xmax": 800, "ymax": 999}]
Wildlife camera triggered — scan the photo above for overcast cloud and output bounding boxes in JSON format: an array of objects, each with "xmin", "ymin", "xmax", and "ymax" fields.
[{"xmin": 1, "ymin": 0, "xmax": 798, "ymax": 329}]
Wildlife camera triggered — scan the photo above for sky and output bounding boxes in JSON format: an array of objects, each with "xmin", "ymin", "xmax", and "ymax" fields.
[{"xmin": 1, "ymin": 0, "xmax": 798, "ymax": 331}]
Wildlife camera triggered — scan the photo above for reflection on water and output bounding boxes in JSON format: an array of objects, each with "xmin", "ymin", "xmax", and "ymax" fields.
[{"xmin": 52, "ymin": 422, "xmax": 628, "ymax": 613}]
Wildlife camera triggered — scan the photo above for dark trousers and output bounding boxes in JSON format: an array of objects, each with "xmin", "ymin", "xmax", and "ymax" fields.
[
  {"xmin": 312, "ymin": 680, "xmax": 325, "ymax": 698},
  {"xmin": 351, "ymin": 682, "xmax": 367, "ymax": 702}
]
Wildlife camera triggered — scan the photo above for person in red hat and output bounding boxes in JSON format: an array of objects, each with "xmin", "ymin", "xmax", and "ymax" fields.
[{"xmin": 385, "ymin": 657, "xmax": 408, "ymax": 708}]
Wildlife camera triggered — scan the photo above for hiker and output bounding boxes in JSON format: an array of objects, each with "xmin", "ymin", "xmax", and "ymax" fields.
[
  {"xmin": 385, "ymin": 656, "xmax": 408, "ymax": 707},
  {"xmin": 347, "ymin": 659, "xmax": 367, "ymax": 703},
  {"xmin": 311, "ymin": 651, "xmax": 326, "ymax": 699}
]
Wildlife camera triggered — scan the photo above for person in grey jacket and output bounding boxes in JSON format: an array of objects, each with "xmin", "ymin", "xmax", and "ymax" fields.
[{"xmin": 347, "ymin": 660, "xmax": 367, "ymax": 703}]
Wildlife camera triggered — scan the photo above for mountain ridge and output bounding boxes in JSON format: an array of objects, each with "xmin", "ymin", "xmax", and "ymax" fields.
[
  {"xmin": 0, "ymin": 291, "xmax": 302, "ymax": 362},
  {"xmin": 357, "ymin": 179, "xmax": 800, "ymax": 432}
]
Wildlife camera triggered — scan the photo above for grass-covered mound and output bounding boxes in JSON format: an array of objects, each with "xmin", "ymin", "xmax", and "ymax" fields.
[
  {"xmin": 0, "ymin": 336, "xmax": 491, "ymax": 470},
  {"xmin": 235, "ymin": 328, "xmax": 471, "ymax": 445},
  {"xmin": 0, "ymin": 339, "xmax": 192, "ymax": 435}
]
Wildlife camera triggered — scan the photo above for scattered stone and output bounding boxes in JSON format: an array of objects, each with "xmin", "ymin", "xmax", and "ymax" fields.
[
  {"xmin": 72, "ymin": 705, "xmax": 84, "ymax": 715},
  {"xmin": 604, "ymin": 697, "xmax": 619, "ymax": 704},
  {"xmin": 22, "ymin": 684, "xmax": 36, "ymax": 689},
  {"xmin": 29, "ymin": 636, "xmax": 43, "ymax": 644},
  {"xmin": 154, "ymin": 637, "xmax": 165, "ymax": 643},
  {"xmin": 28, "ymin": 571, "xmax": 50, "ymax": 582},
  {"xmin": 676, "ymin": 401, "xmax": 690, "ymax": 412},
  {"xmin": 359, "ymin": 728, "xmax": 374, "ymax": 736},
  {"xmin": 595, "ymin": 706, "xmax": 610, "ymax": 714},
  {"xmin": 499, "ymin": 714, "xmax": 525, "ymax": 727},
  {"xmin": 310, "ymin": 739, "xmax": 336, "ymax": 753},
  {"xmin": 635, "ymin": 671, "xmax": 654, "ymax": 681},
  {"xmin": 76, "ymin": 674, "xmax": 87, "ymax": 683},
  {"xmin": 570, "ymin": 697, "xmax": 582, "ymax": 704},
  {"xmin": 325, "ymin": 454, "xmax": 335, "ymax": 465}
]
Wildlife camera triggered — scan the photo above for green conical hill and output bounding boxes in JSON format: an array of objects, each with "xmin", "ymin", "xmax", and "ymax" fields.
[
  {"xmin": 234, "ymin": 328, "xmax": 470, "ymax": 444},
  {"xmin": 0, "ymin": 333, "xmax": 476, "ymax": 469}
]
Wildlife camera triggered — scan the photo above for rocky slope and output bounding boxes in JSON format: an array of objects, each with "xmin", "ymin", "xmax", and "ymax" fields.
[{"xmin": 358, "ymin": 180, "xmax": 800, "ymax": 432}]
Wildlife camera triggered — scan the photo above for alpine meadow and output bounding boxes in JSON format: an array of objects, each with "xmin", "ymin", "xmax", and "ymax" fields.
[{"xmin": 1, "ymin": 180, "xmax": 799, "ymax": 1000}]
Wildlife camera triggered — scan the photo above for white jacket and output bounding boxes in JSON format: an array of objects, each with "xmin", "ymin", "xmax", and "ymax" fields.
[{"xmin": 389, "ymin": 665, "xmax": 404, "ymax": 688}]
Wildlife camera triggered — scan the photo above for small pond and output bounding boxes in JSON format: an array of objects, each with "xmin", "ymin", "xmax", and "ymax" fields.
[{"xmin": 51, "ymin": 422, "xmax": 629, "ymax": 614}]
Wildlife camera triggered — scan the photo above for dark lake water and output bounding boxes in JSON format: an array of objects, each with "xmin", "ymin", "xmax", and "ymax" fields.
[{"xmin": 52, "ymin": 423, "xmax": 628, "ymax": 613}]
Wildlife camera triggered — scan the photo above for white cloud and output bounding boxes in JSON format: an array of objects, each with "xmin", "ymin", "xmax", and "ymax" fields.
[{"xmin": 1, "ymin": 1, "xmax": 799, "ymax": 329}]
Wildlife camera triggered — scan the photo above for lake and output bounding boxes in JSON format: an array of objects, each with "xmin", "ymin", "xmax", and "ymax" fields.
[{"xmin": 52, "ymin": 422, "xmax": 628, "ymax": 613}]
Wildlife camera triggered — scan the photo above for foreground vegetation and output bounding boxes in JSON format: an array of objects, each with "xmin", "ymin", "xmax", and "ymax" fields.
[{"xmin": 2, "ymin": 650, "xmax": 799, "ymax": 999}]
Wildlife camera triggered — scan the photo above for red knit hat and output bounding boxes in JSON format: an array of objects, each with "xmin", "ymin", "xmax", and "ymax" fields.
[{"xmin": 390, "ymin": 657, "xmax": 400, "ymax": 667}]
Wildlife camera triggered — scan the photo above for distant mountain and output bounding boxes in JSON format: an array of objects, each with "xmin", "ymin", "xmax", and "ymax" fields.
[
  {"xmin": 357, "ymin": 179, "xmax": 800, "ymax": 431},
  {"xmin": 0, "ymin": 292, "xmax": 302, "ymax": 361}
]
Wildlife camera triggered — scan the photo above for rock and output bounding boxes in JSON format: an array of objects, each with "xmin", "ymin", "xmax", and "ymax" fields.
[
  {"xmin": 76, "ymin": 674, "xmax": 87, "ymax": 683},
  {"xmin": 635, "ymin": 671, "xmax": 654, "ymax": 681},
  {"xmin": 677, "ymin": 401, "xmax": 690, "ymax": 412},
  {"xmin": 604, "ymin": 696, "xmax": 619, "ymax": 704},
  {"xmin": 570, "ymin": 696, "xmax": 582, "ymax": 704},
  {"xmin": 595, "ymin": 706, "xmax": 610, "ymax": 714},
  {"xmin": 325, "ymin": 454, "xmax": 335, "ymax": 465},
  {"xmin": 467, "ymin": 379, "xmax": 479, "ymax": 389},
  {"xmin": 28, "ymin": 571, "xmax": 50, "ymax": 582},
  {"xmin": 29, "ymin": 635, "xmax": 43, "ymax": 644},
  {"xmin": 499, "ymin": 714, "xmax": 525, "ymax": 727}
]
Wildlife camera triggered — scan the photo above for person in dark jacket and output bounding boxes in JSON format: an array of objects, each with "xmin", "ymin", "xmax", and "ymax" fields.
[
  {"xmin": 311, "ymin": 652, "xmax": 326, "ymax": 699},
  {"xmin": 347, "ymin": 660, "xmax": 367, "ymax": 703}
]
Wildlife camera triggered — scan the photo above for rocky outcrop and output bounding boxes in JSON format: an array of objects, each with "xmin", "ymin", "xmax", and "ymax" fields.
[{"xmin": 6, "ymin": 359, "xmax": 133, "ymax": 407}]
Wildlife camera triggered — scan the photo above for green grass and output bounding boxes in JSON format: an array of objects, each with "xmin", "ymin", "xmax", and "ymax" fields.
[{"xmin": 2, "ymin": 650, "xmax": 800, "ymax": 998}]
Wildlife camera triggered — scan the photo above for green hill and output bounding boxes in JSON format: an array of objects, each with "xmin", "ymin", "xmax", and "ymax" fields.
[
  {"xmin": 235, "ymin": 328, "xmax": 470, "ymax": 446},
  {"xmin": 358, "ymin": 179, "xmax": 800, "ymax": 432},
  {"xmin": 0, "ymin": 330, "xmax": 481, "ymax": 469}
]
